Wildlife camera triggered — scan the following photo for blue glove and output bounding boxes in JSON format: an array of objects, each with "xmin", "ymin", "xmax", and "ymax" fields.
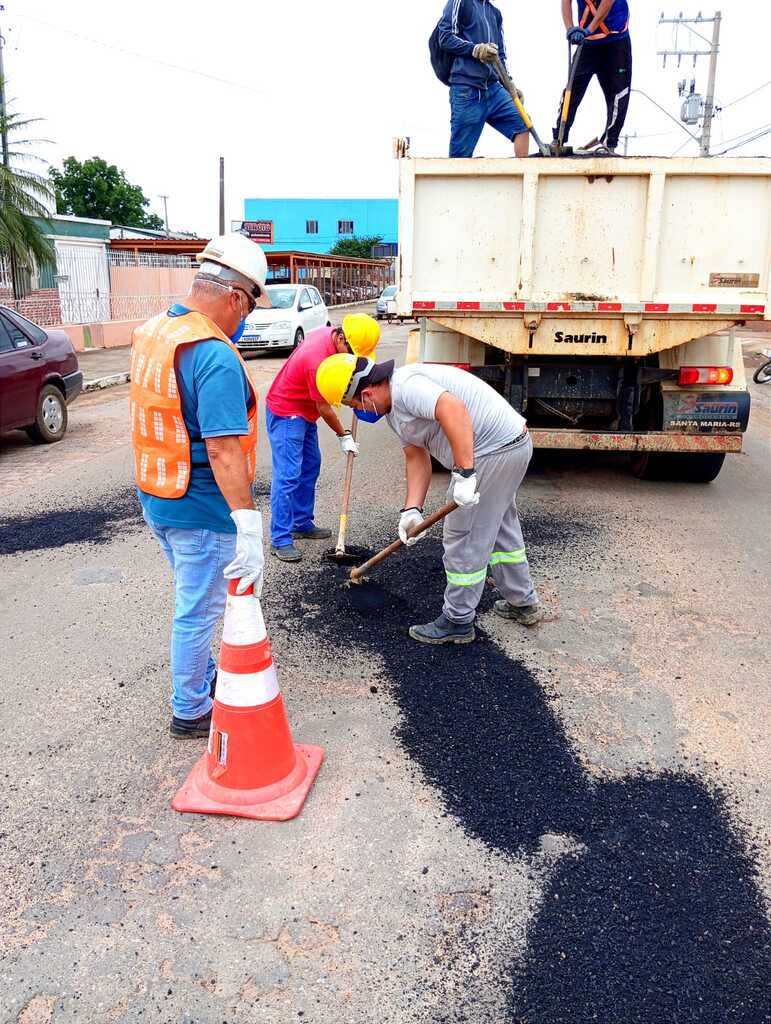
[{"xmin": 567, "ymin": 26, "xmax": 589, "ymax": 44}]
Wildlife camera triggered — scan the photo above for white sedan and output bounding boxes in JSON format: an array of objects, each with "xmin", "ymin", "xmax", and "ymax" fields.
[{"xmin": 237, "ymin": 284, "xmax": 330, "ymax": 354}]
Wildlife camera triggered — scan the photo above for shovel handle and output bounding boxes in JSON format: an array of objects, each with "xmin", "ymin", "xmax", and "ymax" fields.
[
  {"xmin": 349, "ymin": 500, "xmax": 458, "ymax": 583},
  {"xmin": 493, "ymin": 59, "xmax": 549, "ymax": 156},
  {"xmin": 335, "ymin": 416, "xmax": 358, "ymax": 554}
]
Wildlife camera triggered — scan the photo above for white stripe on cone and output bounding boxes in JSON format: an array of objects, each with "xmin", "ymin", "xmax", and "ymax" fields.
[
  {"xmin": 222, "ymin": 592, "xmax": 267, "ymax": 646},
  {"xmin": 217, "ymin": 663, "xmax": 280, "ymax": 709}
]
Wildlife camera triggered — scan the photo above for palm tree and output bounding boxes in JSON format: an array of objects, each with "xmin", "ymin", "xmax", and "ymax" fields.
[{"xmin": 0, "ymin": 99, "xmax": 54, "ymax": 300}]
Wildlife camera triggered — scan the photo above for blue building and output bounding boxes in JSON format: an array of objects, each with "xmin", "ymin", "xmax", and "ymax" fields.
[{"xmin": 241, "ymin": 198, "xmax": 398, "ymax": 256}]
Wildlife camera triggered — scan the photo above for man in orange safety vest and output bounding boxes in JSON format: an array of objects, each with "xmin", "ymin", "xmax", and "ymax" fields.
[{"xmin": 130, "ymin": 233, "xmax": 271, "ymax": 739}]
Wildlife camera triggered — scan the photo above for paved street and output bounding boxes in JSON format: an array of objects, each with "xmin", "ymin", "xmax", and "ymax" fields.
[{"xmin": 1, "ymin": 323, "xmax": 769, "ymax": 1024}]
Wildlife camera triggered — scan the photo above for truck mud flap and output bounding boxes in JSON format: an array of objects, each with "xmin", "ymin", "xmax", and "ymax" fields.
[
  {"xmin": 529, "ymin": 430, "xmax": 743, "ymax": 453},
  {"xmin": 662, "ymin": 390, "xmax": 750, "ymax": 433}
]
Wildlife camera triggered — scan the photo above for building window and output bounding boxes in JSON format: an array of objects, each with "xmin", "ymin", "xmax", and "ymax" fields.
[
  {"xmin": 338, "ymin": 220, "xmax": 354, "ymax": 235},
  {"xmin": 306, "ymin": 220, "xmax": 318, "ymax": 235}
]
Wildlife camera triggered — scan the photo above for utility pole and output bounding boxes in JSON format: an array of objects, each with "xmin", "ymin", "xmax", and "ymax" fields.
[
  {"xmin": 658, "ymin": 10, "xmax": 722, "ymax": 156},
  {"xmin": 622, "ymin": 132, "xmax": 638, "ymax": 156},
  {"xmin": 159, "ymin": 194, "xmax": 170, "ymax": 237},
  {"xmin": 218, "ymin": 157, "xmax": 225, "ymax": 235},
  {"xmin": 701, "ymin": 12, "xmax": 722, "ymax": 156}
]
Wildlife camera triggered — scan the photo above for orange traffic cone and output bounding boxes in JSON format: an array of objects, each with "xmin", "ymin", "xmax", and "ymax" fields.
[{"xmin": 172, "ymin": 580, "xmax": 324, "ymax": 821}]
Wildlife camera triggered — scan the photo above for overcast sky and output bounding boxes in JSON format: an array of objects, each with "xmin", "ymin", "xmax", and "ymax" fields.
[{"xmin": 6, "ymin": 1, "xmax": 771, "ymax": 237}]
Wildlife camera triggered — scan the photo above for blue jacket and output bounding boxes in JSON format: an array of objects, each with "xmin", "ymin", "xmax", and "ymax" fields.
[{"xmin": 438, "ymin": 0, "xmax": 508, "ymax": 90}]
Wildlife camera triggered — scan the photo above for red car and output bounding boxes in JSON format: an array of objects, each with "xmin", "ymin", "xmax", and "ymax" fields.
[{"xmin": 0, "ymin": 305, "xmax": 82, "ymax": 443}]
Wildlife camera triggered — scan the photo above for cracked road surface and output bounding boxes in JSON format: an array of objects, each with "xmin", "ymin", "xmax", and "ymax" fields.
[{"xmin": 1, "ymin": 322, "xmax": 769, "ymax": 1023}]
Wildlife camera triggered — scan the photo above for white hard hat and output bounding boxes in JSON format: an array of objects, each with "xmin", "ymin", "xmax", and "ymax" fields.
[{"xmin": 197, "ymin": 233, "xmax": 271, "ymax": 308}]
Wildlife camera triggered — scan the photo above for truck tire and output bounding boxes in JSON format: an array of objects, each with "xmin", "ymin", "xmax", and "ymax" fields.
[
  {"xmin": 630, "ymin": 451, "xmax": 725, "ymax": 483},
  {"xmin": 25, "ymin": 384, "xmax": 68, "ymax": 444}
]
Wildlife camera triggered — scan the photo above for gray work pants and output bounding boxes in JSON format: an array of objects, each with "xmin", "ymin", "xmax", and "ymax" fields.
[{"xmin": 442, "ymin": 434, "xmax": 538, "ymax": 624}]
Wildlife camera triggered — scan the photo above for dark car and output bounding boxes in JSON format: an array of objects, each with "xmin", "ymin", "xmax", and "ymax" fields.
[{"xmin": 0, "ymin": 305, "xmax": 83, "ymax": 443}]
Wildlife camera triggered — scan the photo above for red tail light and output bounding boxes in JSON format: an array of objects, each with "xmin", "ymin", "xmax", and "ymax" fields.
[{"xmin": 678, "ymin": 366, "xmax": 733, "ymax": 386}]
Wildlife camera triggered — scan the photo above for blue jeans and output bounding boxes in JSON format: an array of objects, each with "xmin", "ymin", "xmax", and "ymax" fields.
[
  {"xmin": 449, "ymin": 80, "xmax": 527, "ymax": 157},
  {"xmin": 145, "ymin": 517, "xmax": 236, "ymax": 720},
  {"xmin": 266, "ymin": 407, "xmax": 322, "ymax": 548}
]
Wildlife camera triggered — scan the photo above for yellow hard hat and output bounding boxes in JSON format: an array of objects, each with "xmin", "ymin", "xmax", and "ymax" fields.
[
  {"xmin": 343, "ymin": 313, "xmax": 380, "ymax": 358},
  {"xmin": 316, "ymin": 353, "xmax": 360, "ymax": 407},
  {"xmin": 316, "ymin": 353, "xmax": 393, "ymax": 407}
]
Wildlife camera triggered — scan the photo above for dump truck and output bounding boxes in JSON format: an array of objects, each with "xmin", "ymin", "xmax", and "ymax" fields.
[{"xmin": 396, "ymin": 154, "xmax": 771, "ymax": 481}]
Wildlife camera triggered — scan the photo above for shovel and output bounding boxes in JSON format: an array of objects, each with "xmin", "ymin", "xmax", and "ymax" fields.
[
  {"xmin": 492, "ymin": 58, "xmax": 551, "ymax": 157},
  {"xmin": 554, "ymin": 40, "xmax": 585, "ymax": 156},
  {"xmin": 348, "ymin": 501, "xmax": 458, "ymax": 586},
  {"xmin": 323, "ymin": 416, "xmax": 367, "ymax": 566}
]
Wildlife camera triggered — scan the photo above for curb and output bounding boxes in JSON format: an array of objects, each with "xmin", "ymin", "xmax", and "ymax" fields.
[{"xmin": 84, "ymin": 372, "xmax": 131, "ymax": 392}]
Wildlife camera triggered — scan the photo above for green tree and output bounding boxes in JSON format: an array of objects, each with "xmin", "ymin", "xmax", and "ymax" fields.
[
  {"xmin": 329, "ymin": 235, "xmax": 383, "ymax": 259},
  {"xmin": 0, "ymin": 106, "xmax": 55, "ymax": 298},
  {"xmin": 49, "ymin": 156, "xmax": 164, "ymax": 229}
]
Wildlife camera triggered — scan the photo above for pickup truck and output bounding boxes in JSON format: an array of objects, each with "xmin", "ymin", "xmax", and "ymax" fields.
[{"xmin": 396, "ymin": 154, "xmax": 771, "ymax": 481}]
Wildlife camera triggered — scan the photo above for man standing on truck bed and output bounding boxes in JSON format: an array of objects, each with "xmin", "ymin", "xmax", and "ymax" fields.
[
  {"xmin": 315, "ymin": 354, "xmax": 544, "ymax": 644},
  {"xmin": 437, "ymin": 0, "xmax": 530, "ymax": 158},
  {"xmin": 555, "ymin": 0, "xmax": 632, "ymax": 155}
]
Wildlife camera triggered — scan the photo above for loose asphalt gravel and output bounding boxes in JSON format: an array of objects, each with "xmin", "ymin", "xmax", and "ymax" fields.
[{"xmin": 285, "ymin": 511, "xmax": 771, "ymax": 1024}]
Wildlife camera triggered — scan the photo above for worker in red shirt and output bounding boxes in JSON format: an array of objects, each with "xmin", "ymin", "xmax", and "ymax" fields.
[{"xmin": 266, "ymin": 313, "xmax": 380, "ymax": 562}]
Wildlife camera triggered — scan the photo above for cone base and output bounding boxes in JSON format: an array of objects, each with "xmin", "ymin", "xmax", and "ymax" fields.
[{"xmin": 172, "ymin": 744, "xmax": 324, "ymax": 821}]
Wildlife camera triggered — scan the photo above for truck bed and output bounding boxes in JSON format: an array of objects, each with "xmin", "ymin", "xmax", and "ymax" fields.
[{"xmin": 397, "ymin": 156, "xmax": 771, "ymax": 354}]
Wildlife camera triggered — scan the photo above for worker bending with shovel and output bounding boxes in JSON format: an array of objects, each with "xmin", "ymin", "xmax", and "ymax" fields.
[{"xmin": 315, "ymin": 355, "xmax": 543, "ymax": 644}]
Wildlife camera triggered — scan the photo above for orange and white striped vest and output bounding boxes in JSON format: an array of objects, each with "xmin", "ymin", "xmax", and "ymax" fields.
[
  {"xmin": 579, "ymin": 0, "xmax": 629, "ymax": 41},
  {"xmin": 130, "ymin": 310, "xmax": 258, "ymax": 499}
]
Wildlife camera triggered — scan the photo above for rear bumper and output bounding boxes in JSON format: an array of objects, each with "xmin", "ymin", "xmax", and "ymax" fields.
[
  {"xmin": 529, "ymin": 429, "xmax": 743, "ymax": 453},
  {"xmin": 62, "ymin": 370, "xmax": 83, "ymax": 403}
]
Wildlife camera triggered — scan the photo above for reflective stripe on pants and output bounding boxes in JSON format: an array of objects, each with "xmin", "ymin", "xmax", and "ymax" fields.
[{"xmin": 442, "ymin": 436, "xmax": 538, "ymax": 624}]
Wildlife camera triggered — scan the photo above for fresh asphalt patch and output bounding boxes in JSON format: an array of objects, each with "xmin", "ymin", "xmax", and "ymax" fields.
[
  {"xmin": 278, "ymin": 509, "xmax": 771, "ymax": 1024},
  {"xmin": 0, "ymin": 486, "xmax": 144, "ymax": 556}
]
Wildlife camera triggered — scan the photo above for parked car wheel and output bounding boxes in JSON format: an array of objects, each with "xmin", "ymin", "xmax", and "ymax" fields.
[
  {"xmin": 293, "ymin": 328, "xmax": 304, "ymax": 350},
  {"xmin": 26, "ymin": 383, "xmax": 68, "ymax": 444}
]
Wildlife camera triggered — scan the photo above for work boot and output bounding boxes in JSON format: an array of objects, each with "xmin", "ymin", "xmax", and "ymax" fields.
[
  {"xmin": 408, "ymin": 613, "xmax": 475, "ymax": 645},
  {"xmin": 271, "ymin": 543, "xmax": 303, "ymax": 562},
  {"xmin": 575, "ymin": 139, "xmax": 616, "ymax": 156},
  {"xmin": 169, "ymin": 710, "xmax": 212, "ymax": 739},
  {"xmin": 493, "ymin": 600, "xmax": 544, "ymax": 626},
  {"xmin": 292, "ymin": 527, "xmax": 332, "ymax": 540}
]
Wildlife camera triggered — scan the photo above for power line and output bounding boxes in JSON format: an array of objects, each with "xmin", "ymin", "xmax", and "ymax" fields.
[
  {"xmin": 715, "ymin": 120, "xmax": 771, "ymax": 149},
  {"xmin": 719, "ymin": 80, "xmax": 771, "ymax": 111},
  {"xmin": 715, "ymin": 125, "xmax": 771, "ymax": 155},
  {"xmin": 631, "ymin": 89, "xmax": 701, "ymax": 143},
  {"xmin": 11, "ymin": 12, "xmax": 267, "ymax": 98}
]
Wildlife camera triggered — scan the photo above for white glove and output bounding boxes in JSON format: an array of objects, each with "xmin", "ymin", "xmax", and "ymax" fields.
[
  {"xmin": 450, "ymin": 472, "xmax": 480, "ymax": 508},
  {"xmin": 338, "ymin": 431, "xmax": 360, "ymax": 456},
  {"xmin": 224, "ymin": 509, "xmax": 265, "ymax": 596},
  {"xmin": 398, "ymin": 507, "xmax": 424, "ymax": 546},
  {"xmin": 472, "ymin": 42, "xmax": 499, "ymax": 64}
]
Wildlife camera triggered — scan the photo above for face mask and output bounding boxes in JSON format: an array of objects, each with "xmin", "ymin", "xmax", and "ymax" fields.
[
  {"xmin": 355, "ymin": 393, "xmax": 384, "ymax": 424},
  {"xmin": 229, "ymin": 318, "xmax": 246, "ymax": 344}
]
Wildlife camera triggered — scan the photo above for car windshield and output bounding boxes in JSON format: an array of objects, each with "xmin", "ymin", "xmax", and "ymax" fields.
[
  {"xmin": 382, "ymin": 286, "xmax": 397, "ymax": 298},
  {"xmin": 266, "ymin": 287, "xmax": 297, "ymax": 310}
]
